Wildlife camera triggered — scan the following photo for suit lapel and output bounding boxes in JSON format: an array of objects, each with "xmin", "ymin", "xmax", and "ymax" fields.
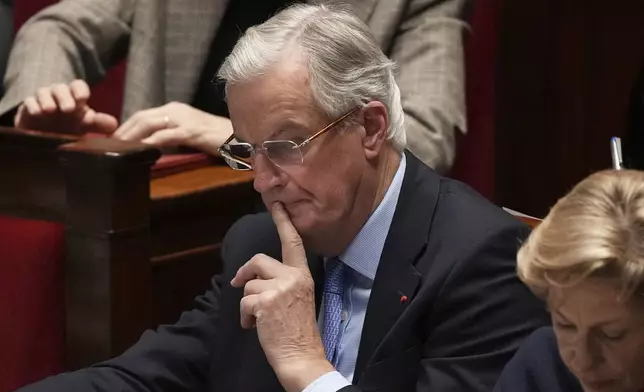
[
  {"xmin": 353, "ymin": 152, "xmax": 440, "ymax": 385},
  {"xmin": 310, "ymin": 0, "xmax": 379, "ymax": 22},
  {"xmin": 164, "ymin": 0, "xmax": 229, "ymax": 102}
]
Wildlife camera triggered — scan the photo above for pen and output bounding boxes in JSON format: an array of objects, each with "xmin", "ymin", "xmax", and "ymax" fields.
[{"xmin": 611, "ymin": 137, "xmax": 623, "ymax": 170}]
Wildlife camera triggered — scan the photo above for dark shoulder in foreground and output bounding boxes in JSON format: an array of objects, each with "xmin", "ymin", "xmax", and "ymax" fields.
[
  {"xmin": 437, "ymin": 174, "xmax": 531, "ymax": 242},
  {"xmin": 405, "ymin": 151, "xmax": 530, "ymax": 241},
  {"xmin": 494, "ymin": 327, "xmax": 582, "ymax": 392}
]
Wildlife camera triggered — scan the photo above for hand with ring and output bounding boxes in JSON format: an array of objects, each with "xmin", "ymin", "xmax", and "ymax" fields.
[{"xmin": 112, "ymin": 101, "xmax": 233, "ymax": 154}]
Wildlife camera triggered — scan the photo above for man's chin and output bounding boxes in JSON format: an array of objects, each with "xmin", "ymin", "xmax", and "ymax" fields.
[
  {"xmin": 283, "ymin": 202, "xmax": 311, "ymax": 224},
  {"xmin": 287, "ymin": 210, "xmax": 321, "ymax": 241},
  {"xmin": 289, "ymin": 213, "xmax": 316, "ymax": 235}
]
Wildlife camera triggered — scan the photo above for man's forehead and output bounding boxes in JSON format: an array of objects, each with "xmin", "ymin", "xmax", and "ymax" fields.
[
  {"xmin": 225, "ymin": 54, "xmax": 317, "ymax": 140},
  {"xmin": 228, "ymin": 93, "xmax": 316, "ymax": 144},
  {"xmin": 229, "ymin": 61, "xmax": 310, "ymax": 98}
]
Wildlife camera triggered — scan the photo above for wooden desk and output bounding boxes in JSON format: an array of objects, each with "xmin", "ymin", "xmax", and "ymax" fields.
[
  {"xmin": 149, "ymin": 166, "xmax": 257, "ymax": 326},
  {"xmin": 0, "ymin": 127, "xmax": 259, "ymax": 369}
]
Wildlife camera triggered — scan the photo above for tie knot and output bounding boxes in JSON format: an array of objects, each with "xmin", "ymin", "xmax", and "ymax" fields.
[{"xmin": 324, "ymin": 258, "xmax": 346, "ymax": 295}]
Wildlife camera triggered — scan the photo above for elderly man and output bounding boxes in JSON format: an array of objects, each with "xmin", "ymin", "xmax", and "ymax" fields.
[
  {"xmin": 0, "ymin": 0, "xmax": 468, "ymax": 173},
  {"xmin": 19, "ymin": 5, "xmax": 546, "ymax": 392}
]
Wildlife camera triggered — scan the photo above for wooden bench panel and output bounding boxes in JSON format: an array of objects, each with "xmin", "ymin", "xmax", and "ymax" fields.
[{"xmin": 0, "ymin": 126, "xmax": 259, "ymax": 370}]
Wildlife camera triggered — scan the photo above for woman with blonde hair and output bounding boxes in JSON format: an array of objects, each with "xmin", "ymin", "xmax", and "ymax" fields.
[{"xmin": 495, "ymin": 170, "xmax": 644, "ymax": 392}]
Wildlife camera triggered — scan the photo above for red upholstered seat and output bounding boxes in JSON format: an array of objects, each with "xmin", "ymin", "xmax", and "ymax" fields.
[
  {"xmin": 1, "ymin": 2, "xmax": 61, "ymax": 390},
  {"xmin": 0, "ymin": 217, "xmax": 64, "ymax": 391},
  {"xmin": 0, "ymin": 2, "xmax": 64, "ymax": 389}
]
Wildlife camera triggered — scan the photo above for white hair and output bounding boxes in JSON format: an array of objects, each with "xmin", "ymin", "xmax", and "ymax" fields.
[{"xmin": 217, "ymin": 3, "xmax": 406, "ymax": 151}]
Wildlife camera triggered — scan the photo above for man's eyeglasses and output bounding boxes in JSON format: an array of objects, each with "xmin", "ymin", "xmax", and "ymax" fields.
[{"xmin": 218, "ymin": 108, "xmax": 357, "ymax": 171}]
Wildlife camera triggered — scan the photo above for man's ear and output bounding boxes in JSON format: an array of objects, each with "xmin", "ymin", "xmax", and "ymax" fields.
[{"xmin": 360, "ymin": 101, "xmax": 389, "ymax": 160}]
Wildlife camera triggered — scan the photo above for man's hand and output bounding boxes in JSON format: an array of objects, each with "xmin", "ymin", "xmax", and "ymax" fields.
[
  {"xmin": 112, "ymin": 101, "xmax": 232, "ymax": 154},
  {"xmin": 231, "ymin": 202, "xmax": 335, "ymax": 392},
  {"xmin": 14, "ymin": 79, "xmax": 118, "ymax": 134}
]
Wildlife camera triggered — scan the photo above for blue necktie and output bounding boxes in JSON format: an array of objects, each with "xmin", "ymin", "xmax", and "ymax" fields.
[{"xmin": 321, "ymin": 258, "xmax": 346, "ymax": 366}]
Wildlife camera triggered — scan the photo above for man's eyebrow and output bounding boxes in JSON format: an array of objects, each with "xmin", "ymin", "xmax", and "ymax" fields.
[
  {"xmin": 266, "ymin": 121, "xmax": 309, "ymax": 141},
  {"xmin": 267, "ymin": 129, "xmax": 288, "ymax": 140},
  {"xmin": 234, "ymin": 120, "xmax": 310, "ymax": 144}
]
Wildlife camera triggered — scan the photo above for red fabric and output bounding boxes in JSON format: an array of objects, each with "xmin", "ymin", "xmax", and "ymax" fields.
[
  {"xmin": 0, "ymin": 217, "xmax": 64, "ymax": 392},
  {"xmin": 13, "ymin": 0, "xmax": 57, "ymax": 29},
  {"xmin": 450, "ymin": 0, "xmax": 499, "ymax": 201},
  {"xmin": 3, "ymin": 2, "xmax": 67, "ymax": 391},
  {"xmin": 90, "ymin": 62, "xmax": 126, "ymax": 119}
]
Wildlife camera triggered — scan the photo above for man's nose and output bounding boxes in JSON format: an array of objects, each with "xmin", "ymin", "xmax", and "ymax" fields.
[{"xmin": 252, "ymin": 153, "xmax": 285, "ymax": 194}]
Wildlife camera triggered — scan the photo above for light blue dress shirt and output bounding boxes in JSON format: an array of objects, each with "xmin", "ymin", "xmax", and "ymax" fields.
[{"xmin": 303, "ymin": 153, "xmax": 406, "ymax": 392}]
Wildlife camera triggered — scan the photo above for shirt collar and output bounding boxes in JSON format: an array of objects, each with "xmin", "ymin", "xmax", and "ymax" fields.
[{"xmin": 339, "ymin": 153, "xmax": 406, "ymax": 280}]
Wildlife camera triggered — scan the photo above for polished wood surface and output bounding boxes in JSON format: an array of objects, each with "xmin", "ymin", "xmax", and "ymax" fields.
[
  {"xmin": 0, "ymin": 127, "xmax": 77, "ymax": 221},
  {"xmin": 151, "ymin": 165, "xmax": 254, "ymax": 200},
  {"xmin": 0, "ymin": 126, "xmax": 259, "ymax": 369},
  {"xmin": 61, "ymin": 137, "xmax": 160, "ymax": 368}
]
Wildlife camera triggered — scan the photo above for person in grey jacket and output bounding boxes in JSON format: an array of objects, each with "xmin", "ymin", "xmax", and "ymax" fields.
[{"xmin": 0, "ymin": 0, "xmax": 469, "ymax": 174}]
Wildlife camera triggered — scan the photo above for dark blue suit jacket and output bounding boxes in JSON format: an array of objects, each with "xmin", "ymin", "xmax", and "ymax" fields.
[{"xmin": 494, "ymin": 327, "xmax": 582, "ymax": 392}]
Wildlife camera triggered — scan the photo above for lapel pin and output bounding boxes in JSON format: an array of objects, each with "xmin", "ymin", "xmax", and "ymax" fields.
[{"xmin": 400, "ymin": 295, "xmax": 408, "ymax": 304}]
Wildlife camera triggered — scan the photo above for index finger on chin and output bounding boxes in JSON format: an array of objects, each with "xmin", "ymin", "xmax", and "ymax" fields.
[{"xmin": 270, "ymin": 202, "xmax": 307, "ymax": 269}]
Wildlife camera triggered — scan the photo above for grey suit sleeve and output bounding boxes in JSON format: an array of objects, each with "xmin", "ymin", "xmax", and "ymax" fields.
[
  {"xmin": 390, "ymin": 0, "xmax": 469, "ymax": 174},
  {"xmin": 0, "ymin": 0, "xmax": 136, "ymax": 116}
]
